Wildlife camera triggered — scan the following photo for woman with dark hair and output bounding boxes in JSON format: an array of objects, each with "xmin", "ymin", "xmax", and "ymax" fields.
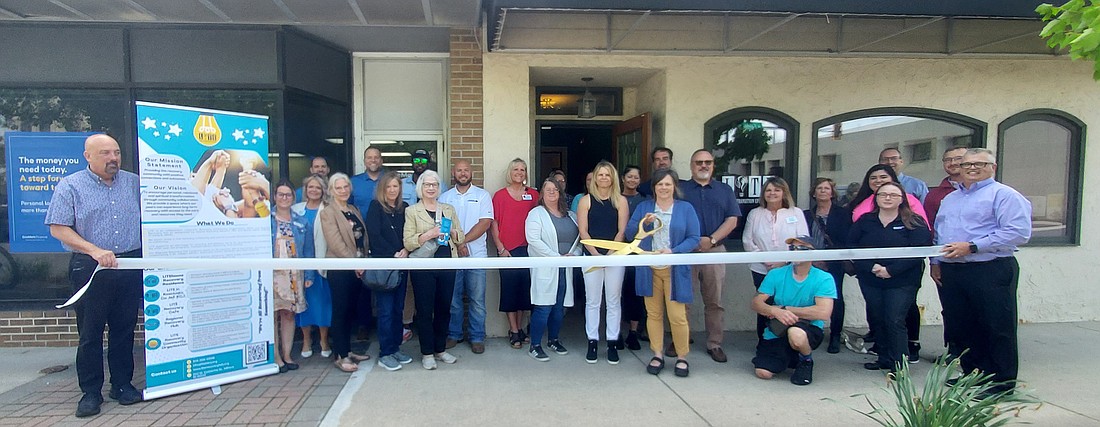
[
  {"xmin": 626, "ymin": 168, "xmax": 701, "ymax": 377},
  {"xmin": 848, "ymin": 164, "xmax": 929, "ymax": 361},
  {"xmin": 849, "ymin": 164, "xmax": 929, "ymax": 225},
  {"xmin": 523, "ymin": 178, "xmax": 582, "ymax": 361},
  {"xmin": 847, "ymin": 182, "xmax": 932, "ymax": 372},
  {"xmin": 743, "ymin": 177, "xmax": 809, "ymax": 341},
  {"xmin": 804, "ymin": 178, "xmax": 852, "ymax": 353},
  {"xmin": 367, "ymin": 172, "xmax": 413, "ymax": 371},
  {"xmin": 271, "ymin": 180, "xmax": 313, "ymax": 373},
  {"xmin": 620, "ymin": 164, "xmax": 648, "ymax": 349}
]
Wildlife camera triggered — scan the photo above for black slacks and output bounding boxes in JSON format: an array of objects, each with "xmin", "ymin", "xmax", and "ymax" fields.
[
  {"xmin": 939, "ymin": 257, "xmax": 1020, "ymax": 384},
  {"xmin": 410, "ymin": 269, "xmax": 456, "ymax": 355},
  {"xmin": 328, "ymin": 270, "xmax": 362, "ymax": 359},
  {"xmin": 69, "ymin": 250, "xmax": 142, "ymax": 396}
]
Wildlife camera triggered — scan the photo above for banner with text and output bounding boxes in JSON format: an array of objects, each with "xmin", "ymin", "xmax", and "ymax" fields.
[
  {"xmin": 136, "ymin": 101, "xmax": 276, "ymax": 400},
  {"xmin": 4, "ymin": 132, "xmax": 92, "ymax": 253}
]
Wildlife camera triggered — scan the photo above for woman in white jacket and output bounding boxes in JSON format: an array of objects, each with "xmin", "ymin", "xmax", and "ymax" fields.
[{"xmin": 524, "ymin": 177, "xmax": 582, "ymax": 362}]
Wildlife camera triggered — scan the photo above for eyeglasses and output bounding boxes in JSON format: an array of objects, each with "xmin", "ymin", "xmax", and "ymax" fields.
[
  {"xmin": 942, "ymin": 156, "xmax": 964, "ymax": 163},
  {"xmin": 959, "ymin": 161, "xmax": 993, "ymax": 169},
  {"xmin": 876, "ymin": 193, "xmax": 903, "ymax": 200},
  {"xmin": 423, "ymin": 182, "xmax": 440, "ymax": 188},
  {"xmin": 693, "ymin": 160, "xmax": 714, "ymax": 166},
  {"xmin": 880, "ymin": 155, "xmax": 901, "ymax": 162},
  {"xmin": 275, "ymin": 193, "xmax": 295, "ymax": 199},
  {"xmin": 788, "ymin": 244, "xmax": 813, "ymax": 251},
  {"xmin": 412, "ymin": 157, "xmax": 429, "ymax": 165}
]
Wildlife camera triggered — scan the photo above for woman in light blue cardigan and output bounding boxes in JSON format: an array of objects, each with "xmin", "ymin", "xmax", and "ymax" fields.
[{"xmin": 624, "ymin": 169, "xmax": 700, "ymax": 377}]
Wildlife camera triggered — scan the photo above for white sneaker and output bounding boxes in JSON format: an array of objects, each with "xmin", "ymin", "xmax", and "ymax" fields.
[
  {"xmin": 321, "ymin": 349, "xmax": 332, "ymax": 358},
  {"xmin": 435, "ymin": 352, "xmax": 457, "ymax": 364},
  {"xmin": 301, "ymin": 350, "xmax": 313, "ymax": 358},
  {"xmin": 422, "ymin": 355, "xmax": 437, "ymax": 370}
]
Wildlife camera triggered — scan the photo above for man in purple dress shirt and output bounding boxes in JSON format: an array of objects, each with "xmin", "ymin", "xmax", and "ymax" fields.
[
  {"xmin": 936, "ymin": 148, "xmax": 1031, "ymax": 395},
  {"xmin": 46, "ymin": 134, "xmax": 143, "ymax": 417}
]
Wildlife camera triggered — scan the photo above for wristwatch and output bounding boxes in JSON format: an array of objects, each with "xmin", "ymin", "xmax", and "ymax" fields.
[
  {"xmin": 968, "ymin": 242, "xmax": 978, "ymax": 254},
  {"xmin": 710, "ymin": 237, "xmax": 718, "ymax": 246}
]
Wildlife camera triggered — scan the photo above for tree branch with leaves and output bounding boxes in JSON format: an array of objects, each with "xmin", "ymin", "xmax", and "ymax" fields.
[{"xmin": 1038, "ymin": 0, "xmax": 1100, "ymax": 80}]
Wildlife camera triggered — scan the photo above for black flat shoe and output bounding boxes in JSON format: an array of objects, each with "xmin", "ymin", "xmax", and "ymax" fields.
[
  {"xmin": 674, "ymin": 359, "xmax": 690, "ymax": 377},
  {"xmin": 646, "ymin": 357, "xmax": 664, "ymax": 375},
  {"xmin": 864, "ymin": 362, "xmax": 884, "ymax": 370},
  {"xmin": 279, "ymin": 364, "xmax": 290, "ymax": 373},
  {"xmin": 285, "ymin": 362, "xmax": 299, "ymax": 371}
]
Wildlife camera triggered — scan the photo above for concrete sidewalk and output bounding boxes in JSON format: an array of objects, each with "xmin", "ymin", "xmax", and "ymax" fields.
[
  {"xmin": 326, "ymin": 322, "xmax": 1100, "ymax": 426},
  {"xmin": 0, "ymin": 322, "xmax": 1097, "ymax": 426}
]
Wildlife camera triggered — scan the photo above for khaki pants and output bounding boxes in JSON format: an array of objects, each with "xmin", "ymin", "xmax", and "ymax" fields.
[
  {"xmin": 691, "ymin": 246, "xmax": 728, "ymax": 349},
  {"xmin": 645, "ymin": 267, "xmax": 690, "ymax": 358}
]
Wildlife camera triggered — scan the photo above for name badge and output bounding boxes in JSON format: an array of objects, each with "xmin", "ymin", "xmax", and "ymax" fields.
[
  {"xmin": 785, "ymin": 216, "xmax": 798, "ymax": 224},
  {"xmin": 521, "ymin": 193, "xmax": 533, "ymax": 201}
]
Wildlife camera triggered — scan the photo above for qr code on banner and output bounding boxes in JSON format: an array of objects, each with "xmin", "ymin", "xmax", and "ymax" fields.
[{"xmin": 245, "ymin": 342, "xmax": 268, "ymax": 365}]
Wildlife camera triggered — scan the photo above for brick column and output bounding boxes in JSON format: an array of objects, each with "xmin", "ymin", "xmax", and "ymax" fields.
[{"xmin": 449, "ymin": 28, "xmax": 485, "ymax": 186}]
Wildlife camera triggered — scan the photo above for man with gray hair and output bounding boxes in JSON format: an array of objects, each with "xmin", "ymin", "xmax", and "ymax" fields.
[{"xmin": 936, "ymin": 148, "xmax": 1031, "ymax": 396}]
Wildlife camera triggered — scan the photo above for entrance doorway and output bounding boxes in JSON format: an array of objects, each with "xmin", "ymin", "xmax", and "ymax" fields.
[{"xmin": 536, "ymin": 121, "xmax": 615, "ymax": 198}]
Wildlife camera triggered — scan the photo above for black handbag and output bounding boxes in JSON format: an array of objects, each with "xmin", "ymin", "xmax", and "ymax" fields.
[{"xmin": 361, "ymin": 269, "xmax": 406, "ymax": 292}]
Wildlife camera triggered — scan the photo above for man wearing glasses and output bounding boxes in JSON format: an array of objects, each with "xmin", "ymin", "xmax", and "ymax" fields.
[
  {"xmin": 679, "ymin": 149, "xmax": 741, "ymax": 363},
  {"xmin": 924, "ymin": 146, "xmax": 968, "ymax": 360},
  {"xmin": 936, "ymin": 148, "xmax": 1031, "ymax": 396},
  {"xmin": 403, "ymin": 149, "xmax": 447, "ymax": 205},
  {"xmin": 879, "ymin": 147, "xmax": 929, "ymax": 203},
  {"xmin": 750, "ymin": 236, "xmax": 836, "ymax": 386}
]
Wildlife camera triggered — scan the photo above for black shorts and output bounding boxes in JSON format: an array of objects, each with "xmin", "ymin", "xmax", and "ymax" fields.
[{"xmin": 752, "ymin": 322, "xmax": 824, "ymax": 374}]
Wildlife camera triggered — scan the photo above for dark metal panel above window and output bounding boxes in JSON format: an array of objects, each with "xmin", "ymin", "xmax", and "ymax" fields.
[
  {"xmin": 0, "ymin": 26, "xmax": 125, "ymax": 84},
  {"xmin": 130, "ymin": 28, "xmax": 279, "ymax": 84},
  {"xmin": 283, "ymin": 31, "xmax": 350, "ymax": 103}
]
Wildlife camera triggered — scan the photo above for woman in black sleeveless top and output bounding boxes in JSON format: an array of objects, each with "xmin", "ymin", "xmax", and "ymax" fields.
[{"xmin": 577, "ymin": 161, "xmax": 630, "ymax": 364}]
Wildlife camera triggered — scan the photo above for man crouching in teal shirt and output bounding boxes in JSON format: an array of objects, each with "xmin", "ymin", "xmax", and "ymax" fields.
[{"xmin": 750, "ymin": 236, "xmax": 836, "ymax": 385}]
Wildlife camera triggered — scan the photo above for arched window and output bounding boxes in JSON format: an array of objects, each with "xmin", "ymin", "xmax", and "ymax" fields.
[
  {"xmin": 998, "ymin": 110, "xmax": 1085, "ymax": 245},
  {"xmin": 703, "ymin": 106, "xmax": 799, "ymax": 194},
  {"xmin": 812, "ymin": 108, "xmax": 986, "ymax": 207}
]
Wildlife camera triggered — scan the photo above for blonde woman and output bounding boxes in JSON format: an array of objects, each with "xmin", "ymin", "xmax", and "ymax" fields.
[
  {"xmin": 293, "ymin": 174, "xmax": 332, "ymax": 359},
  {"xmin": 576, "ymin": 161, "xmax": 629, "ymax": 364},
  {"xmin": 491, "ymin": 158, "xmax": 539, "ymax": 348}
]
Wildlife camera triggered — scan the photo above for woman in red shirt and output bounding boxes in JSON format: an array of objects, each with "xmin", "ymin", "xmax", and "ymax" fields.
[{"xmin": 491, "ymin": 158, "xmax": 540, "ymax": 348}]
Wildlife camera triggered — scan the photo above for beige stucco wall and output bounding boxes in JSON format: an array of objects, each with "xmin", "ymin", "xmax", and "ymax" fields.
[{"xmin": 481, "ymin": 53, "xmax": 1100, "ymax": 336}]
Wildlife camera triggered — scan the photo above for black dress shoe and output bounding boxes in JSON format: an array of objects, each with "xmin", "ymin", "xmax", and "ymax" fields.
[
  {"xmin": 75, "ymin": 393, "xmax": 103, "ymax": 418},
  {"xmin": 864, "ymin": 362, "xmax": 885, "ymax": 371},
  {"xmin": 109, "ymin": 384, "xmax": 143, "ymax": 405}
]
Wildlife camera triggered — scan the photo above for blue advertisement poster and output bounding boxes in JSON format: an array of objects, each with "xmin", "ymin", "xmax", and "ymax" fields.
[
  {"xmin": 4, "ymin": 132, "xmax": 91, "ymax": 253},
  {"xmin": 135, "ymin": 101, "xmax": 277, "ymax": 400}
]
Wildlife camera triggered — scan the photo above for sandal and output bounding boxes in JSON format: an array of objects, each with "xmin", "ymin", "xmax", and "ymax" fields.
[
  {"xmin": 334, "ymin": 357, "xmax": 358, "ymax": 372},
  {"xmin": 646, "ymin": 357, "xmax": 665, "ymax": 375},
  {"xmin": 674, "ymin": 359, "xmax": 689, "ymax": 377},
  {"xmin": 349, "ymin": 352, "xmax": 371, "ymax": 363},
  {"xmin": 509, "ymin": 331, "xmax": 523, "ymax": 349}
]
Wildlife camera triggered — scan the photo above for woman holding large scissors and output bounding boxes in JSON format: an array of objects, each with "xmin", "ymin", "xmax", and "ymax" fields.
[
  {"xmin": 624, "ymin": 169, "xmax": 701, "ymax": 377},
  {"xmin": 577, "ymin": 161, "xmax": 629, "ymax": 364}
]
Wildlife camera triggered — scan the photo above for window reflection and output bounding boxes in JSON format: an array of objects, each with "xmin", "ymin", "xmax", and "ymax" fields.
[{"xmin": 1000, "ymin": 117, "xmax": 1078, "ymax": 242}]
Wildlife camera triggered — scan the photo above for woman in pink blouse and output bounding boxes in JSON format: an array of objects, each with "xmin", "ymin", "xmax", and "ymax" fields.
[
  {"xmin": 848, "ymin": 164, "xmax": 929, "ymax": 228},
  {"xmin": 742, "ymin": 177, "xmax": 809, "ymax": 341}
]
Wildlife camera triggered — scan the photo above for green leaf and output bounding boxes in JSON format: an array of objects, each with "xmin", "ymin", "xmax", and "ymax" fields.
[
  {"xmin": 1070, "ymin": 28, "xmax": 1100, "ymax": 52},
  {"xmin": 1041, "ymin": 18, "xmax": 1064, "ymax": 37}
]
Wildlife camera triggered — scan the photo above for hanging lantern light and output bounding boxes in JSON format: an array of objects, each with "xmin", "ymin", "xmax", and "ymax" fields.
[{"xmin": 578, "ymin": 77, "xmax": 597, "ymax": 119}]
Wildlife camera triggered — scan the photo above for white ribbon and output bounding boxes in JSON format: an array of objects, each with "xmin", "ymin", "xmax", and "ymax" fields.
[{"xmin": 57, "ymin": 246, "xmax": 945, "ymax": 309}]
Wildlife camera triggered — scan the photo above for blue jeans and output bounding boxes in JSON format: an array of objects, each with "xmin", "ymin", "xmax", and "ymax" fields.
[
  {"xmin": 449, "ymin": 269, "xmax": 487, "ymax": 342},
  {"xmin": 530, "ymin": 269, "xmax": 567, "ymax": 347},
  {"xmin": 375, "ymin": 280, "xmax": 408, "ymax": 357}
]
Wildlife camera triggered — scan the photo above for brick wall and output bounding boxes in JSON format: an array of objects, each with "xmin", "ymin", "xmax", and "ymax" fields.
[
  {"xmin": 449, "ymin": 28, "xmax": 485, "ymax": 186},
  {"xmin": 0, "ymin": 310, "xmax": 145, "ymax": 347}
]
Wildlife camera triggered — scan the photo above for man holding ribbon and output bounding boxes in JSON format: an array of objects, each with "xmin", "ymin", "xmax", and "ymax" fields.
[{"xmin": 46, "ymin": 134, "xmax": 143, "ymax": 418}]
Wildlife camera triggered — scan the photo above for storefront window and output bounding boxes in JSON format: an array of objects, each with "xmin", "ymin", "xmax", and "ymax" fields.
[
  {"xmin": 998, "ymin": 110, "xmax": 1083, "ymax": 245},
  {"xmin": 0, "ymin": 88, "xmax": 129, "ymax": 302},
  {"xmin": 812, "ymin": 109, "xmax": 984, "ymax": 204},
  {"xmin": 285, "ymin": 92, "xmax": 349, "ymax": 187}
]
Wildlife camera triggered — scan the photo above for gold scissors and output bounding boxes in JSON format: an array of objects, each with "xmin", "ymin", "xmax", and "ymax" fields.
[{"xmin": 580, "ymin": 217, "xmax": 664, "ymax": 272}]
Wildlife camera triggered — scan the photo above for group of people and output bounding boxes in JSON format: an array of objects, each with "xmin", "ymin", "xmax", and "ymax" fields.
[{"xmin": 48, "ymin": 133, "xmax": 1031, "ymax": 418}]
